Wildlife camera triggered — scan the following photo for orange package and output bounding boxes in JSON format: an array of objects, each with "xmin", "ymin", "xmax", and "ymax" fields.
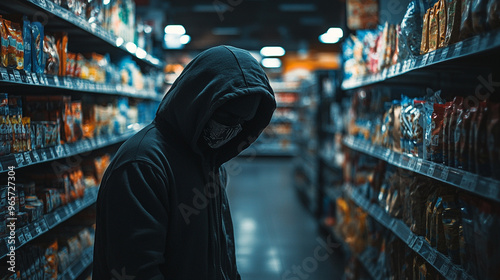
[
  {"xmin": 438, "ymin": 0, "xmax": 447, "ymax": 48},
  {"xmin": 421, "ymin": 8, "xmax": 431, "ymax": 54},
  {"xmin": 56, "ymin": 33, "xmax": 68, "ymax": 76}
]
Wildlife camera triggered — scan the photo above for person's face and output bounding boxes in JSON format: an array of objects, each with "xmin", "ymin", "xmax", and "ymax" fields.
[{"xmin": 202, "ymin": 94, "xmax": 262, "ymax": 149}]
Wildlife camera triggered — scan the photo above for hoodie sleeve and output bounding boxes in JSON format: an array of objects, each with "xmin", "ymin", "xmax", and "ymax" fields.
[{"xmin": 98, "ymin": 161, "xmax": 169, "ymax": 280}]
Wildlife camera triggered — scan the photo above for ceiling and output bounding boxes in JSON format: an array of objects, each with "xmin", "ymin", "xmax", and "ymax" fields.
[{"xmin": 137, "ymin": 0, "xmax": 346, "ymax": 53}]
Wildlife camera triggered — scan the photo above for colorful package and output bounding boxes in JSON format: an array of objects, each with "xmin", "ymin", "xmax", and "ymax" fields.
[
  {"xmin": 428, "ymin": 3, "xmax": 440, "ymax": 51},
  {"xmin": 23, "ymin": 17, "xmax": 31, "ymax": 73},
  {"xmin": 0, "ymin": 17, "xmax": 7, "ymax": 67},
  {"xmin": 43, "ymin": 35, "xmax": 59, "ymax": 75},
  {"xmin": 31, "ymin": 22, "xmax": 44, "ymax": 74},
  {"xmin": 438, "ymin": 0, "xmax": 447, "ymax": 48},
  {"xmin": 421, "ymin": 8, "xmax": 431, "ymax": 54}
]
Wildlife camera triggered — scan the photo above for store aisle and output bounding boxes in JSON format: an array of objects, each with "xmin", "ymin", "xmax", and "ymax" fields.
[{"xmin": 226, "ymin": 157, "xmax": 345, "ymax": 280}]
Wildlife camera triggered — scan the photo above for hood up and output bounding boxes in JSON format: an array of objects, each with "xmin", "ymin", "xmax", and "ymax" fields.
[{"xmin": 155, "ymin": 45, "xmax": 276, "ymax": 165}]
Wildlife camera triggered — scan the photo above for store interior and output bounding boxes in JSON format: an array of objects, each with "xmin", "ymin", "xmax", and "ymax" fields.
[{"xmin": 1, "ymin": 0, "xmax": 500, "ymax": 279}]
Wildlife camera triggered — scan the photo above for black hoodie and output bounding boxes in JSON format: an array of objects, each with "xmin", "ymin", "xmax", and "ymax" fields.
[{"xmin": 92, "ymin": 46, "xmax": 276, "ymax": 279}]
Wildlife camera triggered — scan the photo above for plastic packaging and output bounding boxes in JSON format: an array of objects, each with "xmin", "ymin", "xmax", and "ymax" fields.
[
  {"xmin": 471, "ymin": 0, "xmax": 488, "ymax": 34},
  {"xmin": 460, "ymin": 0, "xmax": 474, "ymax": 40},
  {"xmin": 488, "ymin": 103, "xmax": 500, "ymax": 179},
  {"xmin": 445, "ymin": 0, "xmax": 462, "ymax": 45},
  {"xmin": 31, "ymin": 22, "xmax": 44, "ymax": 74},
  {"xmin": 23, "ymin": 17, "xmax": 31, "ymax": 73},
  {"xmin": 43, "ymin": 35, "xmax": 59, "ymax": 75},
  {"xmin": 428, "ymin": 2, "xmax": 440, "ymax": 51},
  {"xmin": 421, "ymin": 8, "xmax": 431, "ymax": 54},
  {"xmin": 438, "ymin": 0, "xmax": 447, "ymax": 48},
  {"xmin": 487, "ymin": 0, "xmax": 500, "ymax": 29},
  {"xmin": 448, "ymin": 97, "xmax": 463, "ymax": 167},
  {"xmin": 475, "ymin": 102, "xmax": 490, "ymax": 176},
  {"xmin": 430, "ymin": 103, "xmax": 447, "ymax": 163},
  {"xmin": 0, "ymin": 17, "xmax": 7, "ymax": 67}
]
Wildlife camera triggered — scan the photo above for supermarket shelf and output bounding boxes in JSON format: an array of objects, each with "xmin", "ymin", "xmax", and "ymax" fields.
[
  {"xmin": 58, "ymin": 246, "xmax": 94, "ymax": 280},
  {"xmin": 11, "ymin": 0, "xmax": 162, "ymax": 68},
  {"xmin": 319, "ymin": 219, "xmax": 379, "ymax": 280},
  {"xmin": 277, "ymin": 102, "xmax": 298, "ymax": 108},
  {"xmin": 0, "ymin": 187, "xmax": 98, "ymax": 259},
  {"xmin": 345, "ymin": 184, "xmax": 472, "ymax": 280},
  {"xmin": 343, "ymin": 136, "xmax": 500, "ymax": 203},
  {"xmin": 0, "ymin": 69, "xmax": 162, "ymax": 101},
  {"xmin": 342, "ymin": 30, "xmax": 500, "ymax": 90},
  {"xmin": 0, "ymin": 125, "xmax": 146, "ymax": 173}
]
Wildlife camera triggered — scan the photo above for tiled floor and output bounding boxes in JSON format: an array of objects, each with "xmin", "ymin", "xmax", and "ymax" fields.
[{"xmin": 225, "ymin": 157, "xmax": 345, "ymax": 280}]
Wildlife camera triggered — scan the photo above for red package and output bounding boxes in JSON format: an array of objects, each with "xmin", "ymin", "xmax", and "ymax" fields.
[
  {"xmin": 475, "ymin": 102, "xmax": 489, "ymax": 177},
  {"xmin": 443, "ymin": 102, "xmax": 453, "ymax": 166},
  {"xmin": 431, "ymin": 103, "xmax": 447, "ymax": 163},
  {"xmin": 488, "ymin": 103, "xmax": 500, "ymax": 180},
  {"xmin": 468, "ymin": 106, "xmax": 479, "ymax": 173},
  {"xmin": 448, "ymin": 97, "xmax": 464, "ymax": 168}
]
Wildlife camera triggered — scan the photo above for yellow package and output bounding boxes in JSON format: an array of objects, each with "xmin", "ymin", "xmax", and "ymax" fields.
[
  {"xmin": 429, "ymin": 4, "xmax": 439, "ymax": 52},
  {"xmin": 438, "ymin": 0, "xmax": 447, "ymax": 48},
  {"xmin": 421, "ymin": 8, "xmax": 431, "ymax": 54}
]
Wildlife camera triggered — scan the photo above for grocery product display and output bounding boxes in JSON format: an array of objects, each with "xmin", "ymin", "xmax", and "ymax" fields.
[
  {"xmin": 0, "ymin": 0, "xmax": 161, "ymax": 278},
  {"xmin": 242, "ymin": 82, "xmax": 300, "ymax": 156}
]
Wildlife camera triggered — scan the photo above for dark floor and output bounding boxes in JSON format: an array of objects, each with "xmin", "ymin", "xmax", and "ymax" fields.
[{"xmin": 225, "ymin": 157, "xmax": 345, "ymax": 280}]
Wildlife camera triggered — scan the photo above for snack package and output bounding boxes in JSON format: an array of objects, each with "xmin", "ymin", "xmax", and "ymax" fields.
[
  {"xmin": 56, "ymin": 33, "xmax": 68, "ymax": 76},
  {"xmin": 421, "ymin": 8, "xmax": 431, "ymax": 54},
  {"xmin": 488, "ymin": 103, "xmax": 500, "ymax": 180},
  {"xmin": 392, "ymin": 103, "xmax": 402, "ymax": 152},
  {"xmin": 472, "ymin": 0, "xmax": 489, "ymax": 33},
  {"xmin": 460, "ymin": 195, "xmax": 478, "ymax": 277},
  {"xmin": 443, "ymin": 102, "xmax": 453, "ymax": 166},
  {"xmin": 442, "ymin": 198, "xmax": 461, "ymax": 265},
  {"xmin": 438, "ymin": 0, "xmax": 447, "ymax": 48},
  {"xmin": 4, "ymin": 19, "xmax": 17, "ymax": 68},
  {"xmin": 425, "ymin": 189, "xmax": 439, "ymax": 245},
  {"xmin": 448, "ymin": 97, "xmax": 463, "ymax": 168},
  {"xmin": 66, "ymin": 52, "xmax": 75, "ymax": 77},
  {"xmin": 428, "ymin": 3, "xmax": 440, "ymax": 51},
  {"xmin": 0, "ymin": 17, "xmax": 7, "ymax": 67},
  {"xmin": 23, "ymin": 17, "xmax": 31, "ymax": 73},
  {"xmin": 13, "ymin": 23, "xmax": 23, "ymax": 70},
  {"xmin": 475, "ymin": 102, "xmax": 490, "ymax": 176},
  {"xmin": 400, "ymin": 0, "xmax": 426, "ymax": 59},
  {"xmin": 410, "ymin": 177, "xmax": 433, "ymax": 235},
  {"xmin": 412, "ymin": 100, "xmax": 425, "ymax": 158},
  {"xmin": 31, "ymin": 22, "xmax": 44, "ymax": 74},
  {"xmin": 445, "ymin": 0, "xmax": 462, "ymax": 45},
  {"xmin": 468, "ymin": 105, "xmax": 479, "ymax": 173},
  {"xmin": 488, "ymin": 0, "xmax": 500, "ymax": 29},
  {"xmin": 424, "ymin": 90, "xmax": 444, "ymax": 160},
  {"xmin": 430, "ymin": 103, "xmax": 447, "ymax": 163},
  {"xmin": 43, "ymin": 35, "xmax": 59, "ymax": 75},
  {"xmin": 71, "ymin": 101, "xmax": 83, "ymax": 141},
  {"xmin": 456, "ymin": 106, "xmax": 472, "ymax": 170},
  {"xmin": 0, "ymin": 93, "xmax": 9, "ymax": 156},
  {"xmin": 460, "ymin": 0, "xmax": 474, "ymax": 40},
  {"xmin": 436, "ymin": 195, "xmax": 457, "ymax": 255}
]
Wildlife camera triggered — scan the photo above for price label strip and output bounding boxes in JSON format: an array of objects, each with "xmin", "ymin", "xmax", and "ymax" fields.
[
  {"xmin": 0, "ymin": 68, "xmax": 8, "ymax": 80},
  {"xmin": 440, "ymin": 167, "xmax": 449, "ymax": 181}
]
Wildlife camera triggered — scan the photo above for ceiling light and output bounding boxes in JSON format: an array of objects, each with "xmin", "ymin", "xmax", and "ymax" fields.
[
  {"xmin": 144, "ymin": 25, "xmax": 153, "ymax": 34},
  {"xmin": 326, "ymin": 27, "xmax": 344, "ymax": 38},
  {"xmin": 180, "ymin": 35, "xmax": 191, "ymax": 44},
  {"xmin": 164, "ymin": 25, "xmax": 186, "ymax": 35},
  {"xmin": 260, "ymin": 46, "xmax": 286, "ymax": 57},
  {"xmin": 125, "ymin": 42, "xmax": 137, "ymax": 53},
  {"xmin": 319, "ymin": 33, "xmax": 340, "ymax": 44},
  {"xmin": 261, "ymin": 58, "xmax": 281, "ymax": 68},
  {"xmin": 103, "ymin": 0, "xmax": 110, "ymax": 5}
]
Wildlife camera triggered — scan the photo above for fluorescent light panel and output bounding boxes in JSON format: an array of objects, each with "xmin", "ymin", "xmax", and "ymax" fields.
[{"xmin": 260, "ymin": 46, "xmax": 286, "ymax": 57}]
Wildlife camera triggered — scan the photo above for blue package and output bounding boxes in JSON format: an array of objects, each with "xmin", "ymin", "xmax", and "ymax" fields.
[
  {"xmin": 23, "ymin": 17, "xmax": 31, "ymax": 73},
  {"xmin": 31, "ymin": 22, "xmax": 44, "ymax": 74}
]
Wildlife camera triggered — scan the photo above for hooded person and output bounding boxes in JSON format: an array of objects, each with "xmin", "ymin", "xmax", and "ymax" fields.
[{"xmin": 92, "ymin": 45, "xmax": 276, "ymax": 279}]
